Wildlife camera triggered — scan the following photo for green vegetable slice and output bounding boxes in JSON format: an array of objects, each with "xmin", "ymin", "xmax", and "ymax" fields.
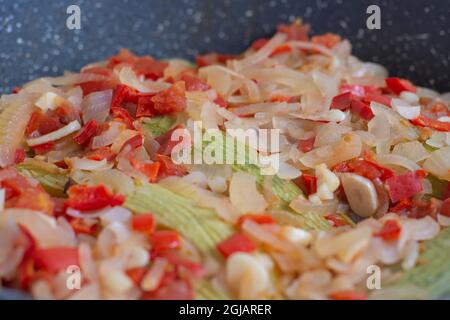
[
  {"xmin": 142, "ymin": 116, "xmax": 176, "ymax": 137},
  {"xmin": 16, "ymin": 160, "xmax": 69, "ymax": 197},
  {"xmin": 382, "ymin": 227, "xmax": 450, "ymax": 299},
  {"xmin": 125, "ymin": 183, "xmax": 234, "ymax": 257},
  {"xmin": 194, "ymin": 279, "xmax": 230, "ymax": 300}
]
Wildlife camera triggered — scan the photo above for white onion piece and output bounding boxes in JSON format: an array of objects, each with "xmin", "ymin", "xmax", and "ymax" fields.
[
  {"xmin": 68, "ymin": 157, "xmax": 109, "ymax": 171},
  {"xmin": 35, "ymin": 92, "xmax": 65, "ymax": 111},
  {"xmin": 0, "ymin": 188, "xmax": 4, "ymax": 211},
  {"xmin": 81, "ymin": 90, "xmax": 112, "ymax": 124},
  {"xmin": 290, "ymin": 196, "xmax": 338, "ymax": 216},
  {"xmin": 375, "ymin": 154, "xmax": 421, "ymax": 171},
  {"xmin": 437, "ymin": 214, "xmax": 450, "ymax": 227},
  {"xmin": 118, "ymin": 66, "xmax": 151, "ymax": 92},
  {"xmin": 391, "ymin": 98, "xmax": 420, "ymax": 120},
  {"xmin": 277, "ymin": 161, "xmax": 302, "ymax": 180},
  {"xmin": 231, "ymin": 102, "xmax": 301, "ymax": 116},
  {"xmin": 66, "ymin": 206, "xmax": 115, "ymax": 219},
  {"xmin": 27, "ymin": 120, "xmax": 81, "ymax": 146},
  {"xmin": 100, "ymin": 206, "xmax": 132, "ymax": 225},
  {"xmin": 91, "ymin": 122, "xmax": 124, "ymax": 149},
  {"xmin": 423, "ymin": 147, "xmax": 450, "ymax": 181},
  {"xmin": 229, "ymin": 172, "xmax": 268, "ymax": 214},
  {"xmin": 392, "ymin": 141, "xmax": 430, "ymax": 163},
  {"xmin": 0, "ymin": 102, "xmax": 34, "ymax": 168}
]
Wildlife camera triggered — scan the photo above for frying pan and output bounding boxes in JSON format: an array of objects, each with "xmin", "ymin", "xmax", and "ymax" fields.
[{"xmin": 0, "ymin": 0, "xmax": 449, "ymax": 299}]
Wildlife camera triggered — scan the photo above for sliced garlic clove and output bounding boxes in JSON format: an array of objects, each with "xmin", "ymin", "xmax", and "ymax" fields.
[{"xmin": 341, "ymin": 173, "xmax": 379, "ymax": 218}]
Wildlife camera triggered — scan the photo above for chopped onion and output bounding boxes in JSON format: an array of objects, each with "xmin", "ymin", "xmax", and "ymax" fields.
[
  {"xmin": 92, "ymin": 122, "xmax": 124, "ymax": 149},
  {"xmin": 392, "ymin": 141, "xmax": 429, "ymax": 162},
  {"xmin": 81, "ymin": 90, "xmax": 113, "ymax": 124},
  {"xmin": 375, "ymin": 154, "xmax": 421, "ymax": 171},
  {"xmin": 391, "ymin": 99, "xmax": 420, "ymax": 120},
  {"xmin": 27, "ymin": 120, "xmax": 81, "ymax": 146},
  {"xmin": 68, "ymin": 157, "xmax": 109, "ymax": 171},
  {"xmin": 229, "ymin": 172, "xmax": 268, "ymax": 214},
  {"xmin": 100, "ymin": 206, "xmax": 132, "ymax": 226},
  {"xmin": 423, "ymin": 147, "xmax": 450, "ymax": 181},
  {"xmin": 43, "ymin": 73, "xmax": 108, "ymax": 86},
  {"xmin": 35, "ymin": 92, "xmax": 65, "ymax": 111}
]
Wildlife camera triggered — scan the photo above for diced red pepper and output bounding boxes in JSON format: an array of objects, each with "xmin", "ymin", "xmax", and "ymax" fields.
[
  {"xmin": 237, "ymin": 214, "xmax": 275, "ymax": 226},
  {"xmin": 155, "ymin": 124, "xmax": 187, "ymax": 156},
  {"xmin": 363, "ymin": 93, "xmax": 392, "ymax": 107},
  {"xmin": 33, "ymin": 247, "xmax": 79, "ymax": 274},
  {"xmin": 65, "ymin": 184, "xmax": 125, "ymax": 211},
  {"xmin": 12, "ymin": 86, "xmax": 21, "ymax": 93},
  {"xmin": 251, "ymin": 38, "xmax": 269, "ymax": 51},
  {"xmin": 410, "ymin": 115, "xmax": 450, "ymax": 132},
  {"xmin": 126, "ymin": 267, "xmax": 147, "ymax": 285},
  {"xmin": 217, "ymin": 233, "xmax": 257, "ymax": 258},
  {"xmin": 333, "ymin": 161, "xmax": 351, "ymax": 173},
  {"xmin": 111, "ymin": 84, "xmax": 134, "ymax": 109},
  {"xmin": 271, "ymin": 44, "xmax": 292, "ymax": 56},
  {"xmin": 131, "ymin": 214, "xmax": 156, "ymax": 234},
  {"xmin": 329, "ymin": 290, "xmax": 367, "ymax": 300},
  {"xmin": 213, "ymin": 95, "xmax": 228, "ymax": 108},
  {"xmin": 348, "ymin": 159, "xmax": 395, "ymax": 181},
  {"xmin": 79, "ymin": 67, "xmax": 118, "ymax": 96},
  {"xmin": 350, "ymin": 99, "xmax": 374, "ymax": 120},
  {"xmin": 297, "ymin": 137, "xmax": 315, "ymax": 153},
  {"xmin": 14, "ymin": 148, "xmax": 26, "ymax": 164},
  {"xmin": 180, "ymin": 74, "xmax": 210, "ymax": 92},
  {"xmin": 156, "ymin": 154, "xmax": 187, "ymax": 178},
  {"xmin": 159, "ymin": 251, "xmax": 205, "ymax": 278},
  {"xmin": 86, "ymin": 147, "xmax": 116, "ymax": 161},
  {"xmin": 299, "ymin": 173, "xmax": 318, "ymax": 195},
  {"xmin": 311, "ymin": 33, "xmax": 341, "ymax": 49},
  {"xmin": 195, "ymin": 53, "xmax": 236, "ymax": 67},
  {"xmin": 385, "ymin": 77, "xmax": 416, "ymax": 95},
  {"xmin": 136, "ymin": 96, "xmax": 156, "ymax": 118},
  {"xmin": 389, "ymin": 198, "xmax": 413, "ymax": 213},
  {"xmin": 441, "ymin": 198, "xmax": 450, "ymax": 217},
  {"xmin": 120, "ymin": 134, "xmax": 143, "ymax": 152},
  {"xmin": 73, "ymin": 119, "xmax": 98, "ymax": 145},
  {"xmin": 374, "ymin": 219, "xmax": 401, "ymax": 241},
  {"xmin": 443, "ymin": 183, "xmax": 450, "ymax": 200},
  {"xmin": 277, "ymin": 21, "xmax": 310, "ymax": 41},
  {"xmin": 69, "ymin": 218, "xmax": 98, "ymax": 235},
  {"xmin": 150, "ymin": 230, "xmax": 181, "ymax": 256},
  {"xmin": 330, "ymin": 92, "xmax": 354, "ymax": 110},
  {"xmin": 32, "ymin": 142, "xmax": 55, "ymax": 155},
  {"xmin": 130, "ymin": 158, "xmax": 160, "ymax": 182},
  {"xmin": 26, "ymin": 110, "xmax": 63, "ymax": 137},
  {"xmin": 111, "ymin": 106, "xmax": 135, "ymax": 129},
  {"xmin": 269, "ymin": 95, "xmax": 297, "ymax": 103},
  {"xmin": 385, "ymin": 171, "xmax": 424, "ymax": 203},
  {"xmin": 325, "ymin": 214, "xmax": 349, "ymax": 227},
  {"xmin": 108, "ymin": 49, "xmax": 167, "ymax": 80},
  {"xmin": 151, "ymin": 82, "xmax": 187, "ymax": 115}
]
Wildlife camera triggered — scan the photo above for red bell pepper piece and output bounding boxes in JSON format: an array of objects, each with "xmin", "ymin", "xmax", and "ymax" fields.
[
  {"xmin": 385, "ymin": 77, "xmax": 416, "ymax": 95},
  {"xmin": 32, "ymin": 142, "xmax": 55, "ymax": 155},
  {"xmin": 151, "ymin": 82, "xmax": 187, "ymax": 115},
  {"xmin": 340, "ymin": 84, "xmax": 381, "ymax": 97},
  {"xmin": 271, "ymin": 44, "xmax": 292, "ymax": 56},
  {"xmin": 65, "ymin": 184, "xmax": 124, "ymax": 211},
  {"xmin": 348, "ymin": 159, "xmax": 394, "ymax": 181},
  {"xmin": 350, "ymin": 99, "xmax": 374, "ymax": 120},
  {"xmin": 130, "ymin": 158, "xmax": 160, "ymax": 182},
  {"xmin": 299, "ymin": 173, "xmax": 318, "ymax": 195},
  {"xmin": 73, "ymin": 119, "xmax": 98, "ymax": 145},
  {"xmin": 14, "ymin": 148, "xmax": 26, "ymax": 164},
  {"xmin": 374, "ymin": 219, "xmax": 401, "ymax": 241},
  {"xmin": 33, "ymin": 247, "xmax": 79, "ymax": 274},
  {"xmin": 389, "ymin": 198, "xmax": 413, "ymax": 213},
  {"xmin": 69, "ymin": 218, "xmax": 98, "ymax": 235},
  {"xmin": 410, "ymin": 115, "xmax": 450, "ymax": 132},
  {"xmin": 131, "ymin": 214, "xmax": 156, "ymax": 234},
  {"xmin": 325, "ymin": 214, "xmax": 349, "ymax": 227},
  {"xmin": 135, "ymin": 96, "xmax": 156, "ymax": 118},
  {"xmin": 213, "ymin": 95, "xmax": 228, "ymax": 108},
  {"xmin": 385, "ymin": 171, "xmax": 424, "ymax": 203},
  {"xmin": 311, "ymin": 33, "xmax": 341, "ymax": 49},
  {"xmin": 120, "ymin": 134, "xmax": 143, "ymax": 152},
  {"xmin": 237, "ymin": 214, "xmax": 275, "ymax": 226},
  {"xmin": 79, "ymin": 67, "xmax": 118, "ymax": 96},
  {"xmin": 156, "ymin": 154, "xmax": 187, "ymax": 178},
  {"xmin": 180, "ymin": 74, "xmax": 210, "ymax": 92},
  {"xmin": 363, "ymin": 93, "xmax": 392, "ymax": 107},
  {"xmin": 150, "ymin": 230, "xmax": 181, "ymax": 256},
  {"xmin": 330, "ymin": 92, "xmax": 353, "ymax": 110},
  {"xmin": 217, "ymin": 233, "xmax": 257, "ymax": 258},
  {"xmin": 297, "ymin": 137, "xmax": 315, "ymax": 153},
  {"xmin": 441, "ymin": 199, "xmax": 450, "ymax": 217},
  {"xmin": 251, "ymin": 38, "xmax": 269, "ymax": 50},
  {"xmin": 110, "ymin": 106, "xmax": 135, "ymax": 129},
  {"xmin": 329, "ymin": 290, "xmax": 367, "ymax": 300},
  {"xmin": 86, "ymin": 147, "xmax": 116, "ymax": 161},
  {"xmin": 277, "ymin": 21, "xmax": 310, "ymax": 41}
]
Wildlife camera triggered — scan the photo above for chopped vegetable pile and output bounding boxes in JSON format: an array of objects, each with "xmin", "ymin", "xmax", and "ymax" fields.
[{"xmin": 0, "ymin": 20, "xmax": 449, "ymax": 300}]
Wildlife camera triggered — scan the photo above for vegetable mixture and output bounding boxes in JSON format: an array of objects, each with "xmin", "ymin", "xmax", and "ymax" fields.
[{"xmin": 0, "ymin": 20, "xmax": 450, "ymax": 300}]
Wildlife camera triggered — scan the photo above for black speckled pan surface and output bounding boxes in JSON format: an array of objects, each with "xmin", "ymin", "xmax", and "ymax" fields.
[{"xmin": 0, "ymin": 0, "xmax": 449, "ymax": 299}]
